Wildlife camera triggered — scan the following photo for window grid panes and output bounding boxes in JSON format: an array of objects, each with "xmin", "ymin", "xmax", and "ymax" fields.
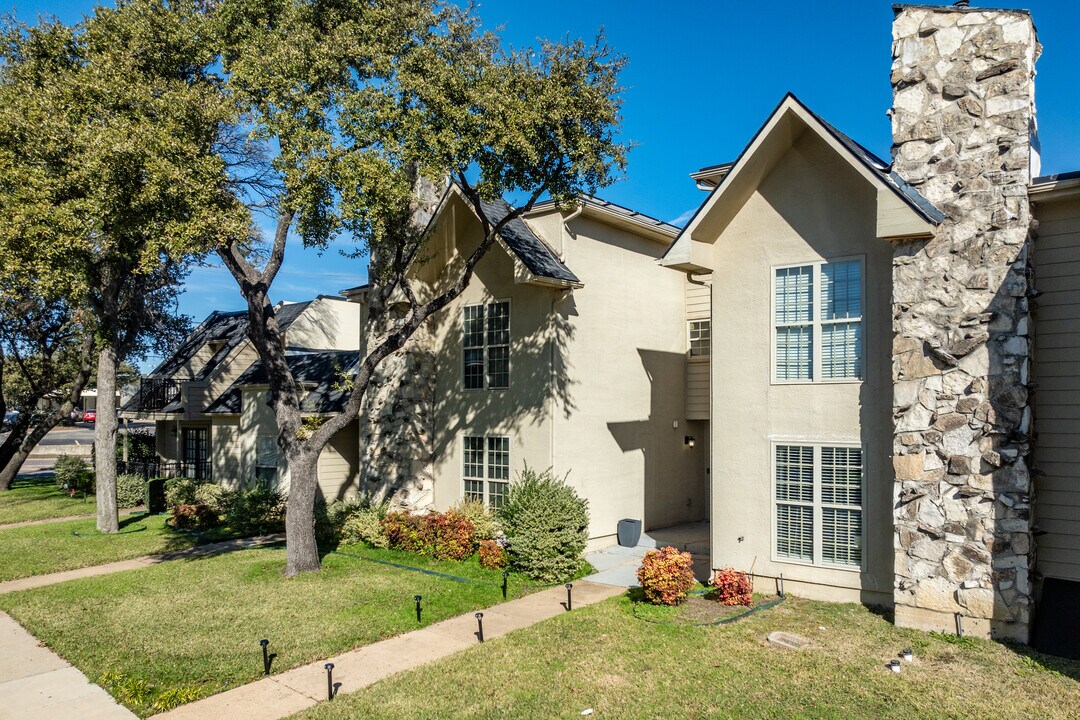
[
  {"xmin": 775, "ymin": 444, "xmax": 863, "ymax": 569},
  {"xmin": 774, "ymin": 260, "xmax": 862, "ymax": 382},
  {"xmin": 463, "ymin": 435, "xmax": 510, "ymax": 509},
  {"xmin": 689, "ymin": 320, "xmax": 711, "ymax": 357},
  {"xmin": 463, "ymin": 301, "xmax": 510, "ymax": 389}
]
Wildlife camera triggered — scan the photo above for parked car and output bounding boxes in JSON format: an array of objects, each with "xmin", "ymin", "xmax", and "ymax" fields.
[
  {"xmin": 2, "ymin": 410, "xmax": 18, "ymax": 431},
  {"xmin": 83, "ymin": 410, "xmax": 97, "ymax": 423}
]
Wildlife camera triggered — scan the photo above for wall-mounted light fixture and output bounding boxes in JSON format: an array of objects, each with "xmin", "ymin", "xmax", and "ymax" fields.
[{"xmin": 684, "ymin": 435, "xmax": 695, "ymax": 448}]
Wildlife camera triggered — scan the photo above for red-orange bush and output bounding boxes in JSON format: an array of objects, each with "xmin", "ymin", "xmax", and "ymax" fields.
[
  {"xmin": 381, "ymin": 512, "xmax": 429, "ymax": 553},
  {"xmin": 169, "ymin": 503, "xmax": 218, "ymax": 530},
  {"xmin": 427, "ymin": 510, "xmax": 476, "ymax": 560},
  {"xmin": 478, "ymin": 539, "xmax": 508, "ymax": 570},
  {"xmin": 710, "ymin": 567, "xmax": 752, "ymax": 606},
  {"xmin": 380, "ymin": 510, "xmax": 476, "ymax": 560},
  {"xmin": 636, "ymin": 546, "xmax": 695, "ymax": 606}
]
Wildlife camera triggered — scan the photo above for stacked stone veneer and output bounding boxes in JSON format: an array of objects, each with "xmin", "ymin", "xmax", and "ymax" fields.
[
  {"xmin": 889, "ymin": 5, "xmax": 1039, "ymax": 641},
  {"xmin": 358, "ymin": 309, "xmax": 437, "ymax": 511}
]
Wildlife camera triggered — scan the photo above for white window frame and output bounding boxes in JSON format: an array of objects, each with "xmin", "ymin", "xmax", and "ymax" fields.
[
  {"xmin": 254, "ymin": 436, "xmax": 279, "ymax": 488},
  {"xmin": 461, "ymin": 299, "xmax": 511, "ymax": 391},
  {"xmin": 770, "ymin": 257, "xmax": 864, "ymax": 385},
  {"xmin": 770, "ymin": 439, "xmax": 865, "ymax": 572},
  {"xmin": 462, "ymin": 434, "xmax": 510, "ymax": 509},
  {"xmin": 688, "ymin": 319, "xmax": 711, "ymax": 358}
]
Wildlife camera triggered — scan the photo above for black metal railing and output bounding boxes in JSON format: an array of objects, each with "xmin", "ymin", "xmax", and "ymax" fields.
[
  {"xmin": 118, "ymin": 459, "xmax": 211, "ymax": 481},
  {"xmin": 130, "ymin": 377, "xmax": 185, "ymax": 412}
]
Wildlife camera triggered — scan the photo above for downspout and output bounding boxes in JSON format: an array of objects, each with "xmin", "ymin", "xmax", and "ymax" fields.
[
  {"xmin": 559, "ymin": 203, "xmax": 584, "ymax": 259},
  {"xmin": 550, "ymin": 288, "xmax": 572, "ymax": 471}
]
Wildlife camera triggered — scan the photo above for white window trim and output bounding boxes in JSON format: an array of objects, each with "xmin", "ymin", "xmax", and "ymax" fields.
[
  {"xmin": 462, "ymin": 434, "xmax": 511, "ymax": 508},
  {"xmin": 769, "ymin": 438, "xmax": 865, "ymax": 573},
  {"xmin": 461, "ymin": 298, "xmax": 511, "ymax": 391},
  {"xmin": 688, "ymin": 319, "xmax": 711, "ymax": 360},
  {"xmin": 770, "ymin": 256, "xmax": 864, "ymax": 385}
]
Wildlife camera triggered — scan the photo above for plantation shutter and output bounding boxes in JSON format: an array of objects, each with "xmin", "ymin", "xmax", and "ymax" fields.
[{"xmin": 775, "ymin": 266, "xmax": 813, "ymax": 380}]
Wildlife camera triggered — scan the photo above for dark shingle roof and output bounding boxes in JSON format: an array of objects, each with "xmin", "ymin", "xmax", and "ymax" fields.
[
  {"xmin": 479, "ymin": 196, "xmax": 580, "ymax": 284},
  {"xmin": 204, "ymin": 350, "xmax": 358, "ymax": 416},
  {"xmin": 1033, "ymin": 170, "xmax": 1080, "ymax": 185},
  {"xmin": 144, "ymin": 310, "xmax": 248, "ymax": 382}
]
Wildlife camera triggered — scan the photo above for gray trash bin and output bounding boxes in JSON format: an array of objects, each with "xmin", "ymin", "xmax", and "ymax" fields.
[{"xmin": 617, "ymin": 518, "xmax": 642, "ymax": 547}]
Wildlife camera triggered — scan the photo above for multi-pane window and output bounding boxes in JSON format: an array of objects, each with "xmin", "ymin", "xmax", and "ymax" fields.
[
  {"xmin": 774, "ymin": 259, "xmax": 862, "ymax": 382},
  {"xmin": 463, "ymin": 435, "xmax": 510, "ymax": 508},
  {"xmin": 688, "ymin": 320, "xmax": 711, "ymax": 357},
  {"xmin": 463, "ymin": 301, "xmax": 510, "ymax": 389},
  {"xmin": 182, "ymin": 428, "xmax": 210, "ymax": 479},
  {"xmin": 774, "ymin": 444, "xmax": 863, "ymax": 568},
  {"xmin": 255, "ymin": 436, "xmax": 279, "ymax": 487}
]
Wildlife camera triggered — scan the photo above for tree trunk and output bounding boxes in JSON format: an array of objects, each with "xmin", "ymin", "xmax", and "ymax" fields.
[
  {"xmin": 284, "ymin": 447, "xmax": 322, "ymax": 576},
  {"xmin": 95, "ymin": 345, "xmax": 119, "ymax": 533}
]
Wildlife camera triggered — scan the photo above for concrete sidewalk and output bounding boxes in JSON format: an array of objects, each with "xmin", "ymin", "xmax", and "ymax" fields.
[
  {"xmin": 0, "ymin": 611, "xmax": 135, "ymax": 720},
  {"xmin": 584, "ymin": 521, "xmax": 712, "ymax": 587},
  {"xmin": 156, "ymin": 580, "xmax": 624, "ymax": 720},
  {"xmin": 0, "ymin": 533, "xmax": 285, "ymax": 595},
  {"xmin": 0, "ymin": 508, "xmax": 144, "ymax": 531}
]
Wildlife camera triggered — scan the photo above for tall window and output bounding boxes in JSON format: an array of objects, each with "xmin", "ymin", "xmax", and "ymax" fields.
[
  {"xmin": 688, "ymin": 320, "xmax": 711, "ymax": 357},
  {"xmin": 255, "ymin": 436, "xmax": 279, "ymax": 487},
  {"xmin": 774, "ymin": 444, "xmax": 863, "ymax": 568},
  {"xmin": 463, "ymin": 435, "xmax": 510, "ymax": 508},
  {"xmin": 182, "ymin": 428, "xmax": 209, "ymax": 479},
  {"xmin": 774, "ymin": 259, "xmax": 862, "ymax": 382},
  {"xmin": 463, "ymin": 301, "xmax": 510, "ymax": 389}
]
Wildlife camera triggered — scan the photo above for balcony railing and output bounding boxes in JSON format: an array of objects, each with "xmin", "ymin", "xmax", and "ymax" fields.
[
  {"xmin": 118, "ymin": 459, "xmax": 211, "ymax": 481},
  {"xmin": 129, "ymin": 378, "xmax": 186, "ymax": 412}
]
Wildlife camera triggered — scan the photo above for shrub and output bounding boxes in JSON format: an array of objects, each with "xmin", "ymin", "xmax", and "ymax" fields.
[
  {"xmin": 169, "ymin": 504, "xmax": 219, "ymax": 530},
  {"xmin": 478, "ymin": 539, "xmax": 508, "ymax": 570},
  {"xmin": 427, "ymin": 510, "xmax": 475, "ymax": 561},
  {"xmin": 193, "ymin": 483, "xmax": 226, "ymax": 516},
  {"xmin": 710, "ymin": 567, "xmax": 753, "ymax": 606},
  {"xmin": 450, "ymin": 498, "xmax": 499, "ymax": 541},
  {"xmin": 497, "ymin": 465, "xmax": 589, "ymax": 583},
  {"xmin": 381, "ymin": 511, "xmax": 430, "ymax": 554},
  {"xmin": 339, "ymin": 506, "xmax": 389, "ymax": 548},
  {"xmin": 164, "ymin": 477, "xmax": 214, "ymax": 508},
  {"xmin": 151, "ymin": 685, "xmax": 204, "ymax": 713},
  {"xmin": 219, "ymin": 487, "xmax": 286, "ymax": 536},
  {"xmin": 116, "ymin": 428, "xmax": 156, "ymax": 463},
  {"xmin": 55, "ymin": 454, "xmax": 94, "ymax": 495},
  {"xmin": 637, "ymin": 546, "xmax": 695, "ymax": 606},
  {"xmin": 116, "ymin": 474, "xmax": 146, "ymax": 509}
]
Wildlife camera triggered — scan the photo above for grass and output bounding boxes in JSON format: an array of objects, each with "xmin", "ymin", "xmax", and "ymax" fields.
[
  {"xmin": 292, "ymin": 593, "xmax": 1080, "ymax": 720},
  {"xmin": 0, "ymin": 473, "xmax": 96, "ymax": 525},
  {"xmin": 0, "ymin": 545, "xmax": 535, "ymax": 716},
  {"xmin": 0, "ymin": 513, "xmax": 238, "ymax": 581}
]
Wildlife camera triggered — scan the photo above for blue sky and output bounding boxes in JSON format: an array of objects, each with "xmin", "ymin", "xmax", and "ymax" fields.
[{"xmin": 9, "ymin": 1, "xmax": 1080, "ymax": 369}]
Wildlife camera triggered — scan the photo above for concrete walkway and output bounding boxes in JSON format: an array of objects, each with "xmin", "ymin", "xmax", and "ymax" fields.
[
  {"xmin": 584, "ymin": 521, "xmax": 712, "ymax": 587},
  {"xmin": 0, "ymin": 611, "xmax": 135, "ymax": 720},
  {"xmin": 155, "ymin": 580, "xmax": 623, "ymax": 720},
  {"xmin": 0, "ymin": 534, "xmax": 285, "ymax": 595},
  {"xmin": 0, "ymin": 508, "xmax": 144, "ymax": 531}
]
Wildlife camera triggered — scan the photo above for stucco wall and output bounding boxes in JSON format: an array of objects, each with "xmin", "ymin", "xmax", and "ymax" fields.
[
  {"xmin": 282, "ymin": 297, "xmax": 361, "ymax": 351},
  {"xmin": 707, "ymin": 128, "xmax": 894, "ymax": 602}
]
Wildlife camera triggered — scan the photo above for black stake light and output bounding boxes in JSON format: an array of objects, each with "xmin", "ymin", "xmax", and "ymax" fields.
[
  {"xmin": 260, "ymin": 639, "xmax": 270, "ymax": 675},
  {"xmin": 414, "ymin": 595, "xmax": 423, "ymax": 623},
  {"xmin": 325, "ymin": 663, "xmax": 335, "ymax": 700},
  {"xmin": 565, "ymin": 583, "xmax": 573, "ymax": 611},
  {"xmin": 502, "ymin": 571, "xmax": 509, "ymax": 600},
  {"xmin": 475, "ymin": 612, "xmax": 484, "ymax": 643}
]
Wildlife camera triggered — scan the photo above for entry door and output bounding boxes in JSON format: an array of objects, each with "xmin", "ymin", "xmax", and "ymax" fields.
[{"xmin": 183, "ymin": 428, "xmax": 210, "ymax": 479}]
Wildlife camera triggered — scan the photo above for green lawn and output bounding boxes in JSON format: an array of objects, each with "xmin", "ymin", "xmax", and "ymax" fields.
[
  {"xmin": 293, "ymin": 593, "xmax": 1080, "ymax": 720},
  {"xmin": 0, "ymin": 513, "xmax": 232, "ymax": 581},
  {"xmin": 0, "ymin": 474, "xmax": 95, "ymax": 525},
  {"xmin": 0, "ymin": 545, "xmax": 532, "ymax": 716}
]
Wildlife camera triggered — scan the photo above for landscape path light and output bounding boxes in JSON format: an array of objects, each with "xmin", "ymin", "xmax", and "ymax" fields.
[
  {"xmin": 260, "ymin": 639, "xmax": 271, "ymax": 675},
  {"xmin": 475, "ymin": 612, "xmax": 485, "ymax": 643}
]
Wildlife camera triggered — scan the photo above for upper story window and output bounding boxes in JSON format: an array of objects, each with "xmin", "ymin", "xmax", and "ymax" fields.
[
  {"xmin": 688, "ymin": 320, "xmax": 711, "ymax": 357},
  {"xmin": 773, "ymin": 259, "xmax": 862, "ymax": 382},
  {"xmin": 463, "ymin": 301, "xmax": 510, "ymax": 390}
]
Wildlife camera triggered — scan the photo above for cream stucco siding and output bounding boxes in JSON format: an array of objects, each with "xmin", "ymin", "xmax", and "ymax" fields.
[
  {"xmin": 1033, "ymin": 193, "xmax": 1080, "ymax": 581},
  {"xmin": 707, "ymin": 129, "xmax": 894, "ymax": 603}
]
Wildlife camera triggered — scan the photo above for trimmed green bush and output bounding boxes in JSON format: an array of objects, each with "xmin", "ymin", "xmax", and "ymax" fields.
[
  {"xmin": 116, "ymin": 474, "xmax": 146, "ymax": 509},
  {"xmin": 219, "ymin": 487, "xmax": 286, "ymax": 536},
  {"xmin": 497, "ymin": 465, "xmax": 589, "ymax": 583},
  {"xmin": 339, "ymin": 506, "xmax": 389, "ymax": 548},
  {"xmin": 54, "ymin": 454, "xmax": 94, "ymax": 495},
  {"xmin": 164, "ymin": 477, "xmax": 215, "ymax": 508},
  {"xmin": 450, "ymin": 498, "xmax": 499, "ymax": 541},
  {"xmin": 193, "ymin": 483, "xmax": 225, "ymax": 516}
]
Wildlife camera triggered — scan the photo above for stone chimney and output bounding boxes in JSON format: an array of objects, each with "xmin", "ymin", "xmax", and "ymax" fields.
[{"xmin": 889, "ymin": 4, "xmax": 1040, "ymax": 641}]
